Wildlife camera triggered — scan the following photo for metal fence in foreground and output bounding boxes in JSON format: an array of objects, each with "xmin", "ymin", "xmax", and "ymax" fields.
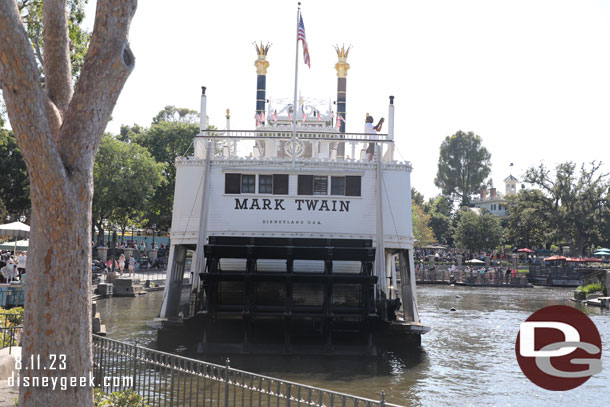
[
  {"xmin": 0, "ymin": 311, "xmax": 23, "ymax": 354},
  {"xmin": 93, "ymin": 335, "xmax": 400, "ymax": 407}
]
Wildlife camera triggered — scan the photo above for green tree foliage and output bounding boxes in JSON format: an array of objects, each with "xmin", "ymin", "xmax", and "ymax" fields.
[
  {"xmin": 411, "ymin": 187, "xmax": 425, "ymax": 207},
  {"xmin": 18, "ymin": 0, "xmax": 90, "ymax": 79},
  {"xmin": 0, "ymin": 129, "xmax": 29, "ymax": 220},
  {"xmin": 118, "ymin": 123, "xmax": 145, "ymax": 143},
  {"xmin": 427, "ymin": 195, "xmax": 453, "ymax": 245},
  {"xmin": 131, "ymin": 119, "xmax": 199, "ymax": 230},
  {"xmin": 505, "ymin": 190, "xmax": 553, "ymax": 249},
  {"xmin": 412, "ymin": 202, "xmax": 435, "ymax": 247},
  {"xmin": 1, "ymin": 1, "xmax": 90, "ymax": 126},
  {"xmin": 152, "ymin": 105, "xmax": 199, "ymax": 124},
  {"xmin": 454, "ymin": 208, "xmax": 503, "ymax": 252},
  {"xmin": 523, "ymin": 161, "xmax": 610, "ymax": 256},
  {"xmin": 93, "ymin": 135, "xmax": 165, "ymax": 243},
  {"xmin": 435, "ymin": 130, "xmax": 492, "ymax": 205}
]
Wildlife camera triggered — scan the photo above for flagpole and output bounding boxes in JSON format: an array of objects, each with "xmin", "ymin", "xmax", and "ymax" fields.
[{"xmin": 291, "ymin": 3, "xmax": 301, "ymax": 169}]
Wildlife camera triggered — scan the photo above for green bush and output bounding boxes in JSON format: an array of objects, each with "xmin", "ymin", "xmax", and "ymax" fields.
[
  {"xmin": 94, "ymin": 389, "xmax": 148, "ymax": 407},
  {"xmin": 0, "ymin": 307, "xmax": 23, "ymax": 348},
  {"xmin": 576, "ymin": 282, "xmax": 604, "ymax": 295},
  {"xmin": 17, "ymin": 390, "xmax": 147, "ymax": 406}
]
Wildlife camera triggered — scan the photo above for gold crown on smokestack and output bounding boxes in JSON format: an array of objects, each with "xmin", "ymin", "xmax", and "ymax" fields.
[
  {"xmin": 334, "ymin": 44, "xmax": 351, "ymax": 61},
  {"xmin": 334, "ymin": 44, "xmax": 351, "ymax": 78},
  {"xmin": 254, "ymin": 42, "xmax": 271, "ymax": 58},
  {"xmin": 254, "ymin": 42, "xmax": 271, "ymax": 75}
]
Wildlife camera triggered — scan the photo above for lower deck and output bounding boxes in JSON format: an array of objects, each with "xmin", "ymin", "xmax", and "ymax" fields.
[{"xmin": 162, "ymin": 236, "xmax": 426, "ymax": 354}]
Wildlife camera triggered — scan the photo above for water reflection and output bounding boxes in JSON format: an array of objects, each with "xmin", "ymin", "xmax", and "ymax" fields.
[{"xmin": 98, "ymin": 287, "xmax": 610, "ymax": 406}]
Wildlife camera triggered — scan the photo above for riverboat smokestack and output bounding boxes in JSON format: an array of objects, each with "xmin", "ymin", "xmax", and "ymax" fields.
[
  {"xmin": 254, "ymin": 42, "xmax": 271, "ymax": 126},
  {"xmin": 334, "ymin": 45, "xmax": 350, "ymax": 133}
]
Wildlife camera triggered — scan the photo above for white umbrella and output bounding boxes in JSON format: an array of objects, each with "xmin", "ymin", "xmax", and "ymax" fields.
[
  {"xmin": 466, "ymin": 259, "xmax": 485, "ymax": 264},
  {"xmin": 0, "ymin": 239, "xmax": 28, "ymax": 251},
  {"xmin": 0, "ymin": 221, "xmax": 30, "ymax": 253}
]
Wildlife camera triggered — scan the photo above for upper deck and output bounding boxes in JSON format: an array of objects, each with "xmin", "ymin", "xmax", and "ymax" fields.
[{"xmin": 192, "ymin": 127, "xmax": 406, "ymax": 169}]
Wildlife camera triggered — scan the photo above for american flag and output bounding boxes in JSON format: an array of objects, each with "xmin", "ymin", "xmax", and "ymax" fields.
[{"xmin": 298, "ymin": 14, "xmax": 310, "ymax": 68}]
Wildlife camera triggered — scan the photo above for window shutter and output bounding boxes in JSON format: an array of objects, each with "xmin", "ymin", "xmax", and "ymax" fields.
[
  {"xmin": 298, "ymin": 175, "xmax": 313, "ymax": 195},
  {"xmin": 273, "ymin": 174, "xmax": 289, "ymax": 195},
  {"xmin": 330, "ymin": 177, "xmax": 345, "ymax": 195},
  {"xmin": 345, "ymin": 176, "xmax": 361, "ymax": 196},
  {"xmin": 225, "ymin": 173, "xmax": 241, "ymax": 194}
]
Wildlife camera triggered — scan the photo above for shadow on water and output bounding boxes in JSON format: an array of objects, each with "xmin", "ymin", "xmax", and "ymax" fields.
[{"xmin": 155, "ymin": 323, "xmax": 430, "ymax": 381}]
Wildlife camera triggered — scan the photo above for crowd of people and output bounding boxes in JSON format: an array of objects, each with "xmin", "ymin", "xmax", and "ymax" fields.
[{"xmin": 0, "ymin": 250, "xmax": 27, "ymax": 283}]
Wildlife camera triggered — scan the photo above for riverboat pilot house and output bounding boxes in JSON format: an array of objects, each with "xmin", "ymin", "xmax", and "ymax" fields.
[{"xmin": 159, "ymin": 44, "xmax": 428, "ymax": 353}]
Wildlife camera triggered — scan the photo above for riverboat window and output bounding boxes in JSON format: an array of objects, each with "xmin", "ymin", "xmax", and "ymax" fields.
[
  {"xmin": 241, "ymin": 175, "xmax": 255, "ymax": 193},
  {"xmin": 331, "ymin": 177, "xmax": 345, "ymax": 195},
  {"xmin": 297, "ymin": 175, "xmax": 313, "ymax": 195},
  {"xmin": 225, "ymin": 173, "xmax": 241, "ymax": 194},
  {"xmin": 259, "ymin": 175, "xmax": 273, "ymax": 194},
  {"xmin": 345, "ymin": 176, "xmax": 361, "ymax": 196},
  {"xmin": 298, "ymin": 175, "xmax": 361, "ymax": 196},
  {"xmin": 273, "ymin": 174, "xmax": 289, "ymax": 195},
  {"xmin": 313, "ymin": 176, "xmax": 328, "ymax": 195}
]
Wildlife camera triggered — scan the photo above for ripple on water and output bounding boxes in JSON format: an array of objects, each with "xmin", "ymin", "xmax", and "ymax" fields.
[{"xmin": 97, "ymin": 286, "xmax": 610, "ymax": 406}]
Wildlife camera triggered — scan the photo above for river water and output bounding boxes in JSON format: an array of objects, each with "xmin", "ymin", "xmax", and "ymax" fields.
[{"xmin": 97, "ymin": 286, "xmax": 610, "ymax": 406}]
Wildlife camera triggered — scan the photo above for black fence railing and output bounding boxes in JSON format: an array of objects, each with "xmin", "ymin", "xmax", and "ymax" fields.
[
  {"xmin": 415, "ymin": 268, "xmax": 529, "ymax": 287},
  {"xmin": 93, "ymin": 335, "xmax": 398, "ymax": 407},
  {"xmin": 0, "ymin": 311, "xmax": 23, "ymax": 354}
]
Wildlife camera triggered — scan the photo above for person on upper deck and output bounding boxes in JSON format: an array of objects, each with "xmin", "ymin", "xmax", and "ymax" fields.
[{"xmin": 365, "ymin": 115, "xmax": 384, "ymax": 161}]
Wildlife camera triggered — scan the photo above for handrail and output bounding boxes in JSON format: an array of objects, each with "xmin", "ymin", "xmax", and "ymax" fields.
[
  {"xmin": 198, "ymin": 129, "xmax": 393, "ymax": 143},
  {"xmin": 93, "ymin": 334, "xmax": 401, "ymax": 407}
]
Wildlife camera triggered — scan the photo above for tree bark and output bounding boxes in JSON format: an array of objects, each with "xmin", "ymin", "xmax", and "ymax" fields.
[{"xmin": 0, "ymin": 1, "xmax": 137, "ymax": 406}]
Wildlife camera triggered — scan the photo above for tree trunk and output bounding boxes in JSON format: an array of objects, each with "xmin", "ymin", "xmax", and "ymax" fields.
[
  {"xmin": 21, "ymin": 175, "xmax": 94, "ymax": 405},
  {"xmin": 0, "ymin": 1, "xmax": 137, "ymax": 405},
  {"xmin": 96, "ymin": 223, "xmax": 105, "ymax": 247}
]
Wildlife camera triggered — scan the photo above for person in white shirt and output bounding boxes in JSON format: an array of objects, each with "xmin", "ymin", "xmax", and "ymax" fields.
[
  {"xmin": 365, "ymin": 115, "xmax": 384, "ymax": 161},
  {"xmin": 17, "ymin": 251, "xmax": 26, "ymax": 277}
]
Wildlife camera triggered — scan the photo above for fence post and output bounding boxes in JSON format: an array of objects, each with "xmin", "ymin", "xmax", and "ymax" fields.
[
  {"xmin": 132, "ymin": 340, "xmax": 138, "ymax": 391},
  {"xmin": 380, "ymin": 390, "xmax": 385, "ymax": 407},
  {"xmin": 225, "ymin": 358, "xmax": 230, "ymax": 407}
]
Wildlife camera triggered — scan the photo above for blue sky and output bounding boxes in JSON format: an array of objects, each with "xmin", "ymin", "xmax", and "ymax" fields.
[{"xmin": 85, "ymin": 0, "xmax": 610, "ymax": 200}]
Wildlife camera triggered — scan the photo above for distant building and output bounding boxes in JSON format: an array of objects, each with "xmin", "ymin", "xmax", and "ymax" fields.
[{"xmin": 471, "ymin": 175, "xmax": 518, "ymax": 217}]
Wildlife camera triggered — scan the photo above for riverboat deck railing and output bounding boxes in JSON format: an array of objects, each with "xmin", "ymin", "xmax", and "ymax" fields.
[
  {"xmin": 198, "ymin": 129, "xmax": 392, "ymax": 143},
  {"xmin": 194, "ymin": 129, "xmax": 398, "ymax": 163},
  {"xmin": 93, "ymin": 335, "xmax": 400, "ymax": 407}
]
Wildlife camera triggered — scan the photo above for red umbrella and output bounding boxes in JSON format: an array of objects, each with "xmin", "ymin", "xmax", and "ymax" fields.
[
  {"xmin": 517, "ymin": 248, "xmax": 534, "ymax": 253},
  {"xmin": 543, "ymin": 255, "xmax": 567, "ymax": 261}
]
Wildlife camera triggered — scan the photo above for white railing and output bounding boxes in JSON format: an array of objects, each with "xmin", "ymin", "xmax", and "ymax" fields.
[
  {"xmin": 195, "ymin": 130, "xmax": 395, "ymax": 163},
  {"xmin": 198, "ymin": 129, "xmax": 392, "ymax": 143}
]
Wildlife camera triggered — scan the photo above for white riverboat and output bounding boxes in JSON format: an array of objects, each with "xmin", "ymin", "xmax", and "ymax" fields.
[{"xmin": 159, "ymin": 44, "xmax": 429, "ymax": 354}]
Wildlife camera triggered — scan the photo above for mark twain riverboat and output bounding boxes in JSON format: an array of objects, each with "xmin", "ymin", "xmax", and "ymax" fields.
[{"xmin": 158, "ymin": 44, "xmax": 429, "ymax": 354}]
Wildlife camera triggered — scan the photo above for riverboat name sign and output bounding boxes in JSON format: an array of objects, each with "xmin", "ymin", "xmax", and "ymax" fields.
[{"xmin": 234, "ymin": 198, "xmax": 351, "ymax": 212}]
